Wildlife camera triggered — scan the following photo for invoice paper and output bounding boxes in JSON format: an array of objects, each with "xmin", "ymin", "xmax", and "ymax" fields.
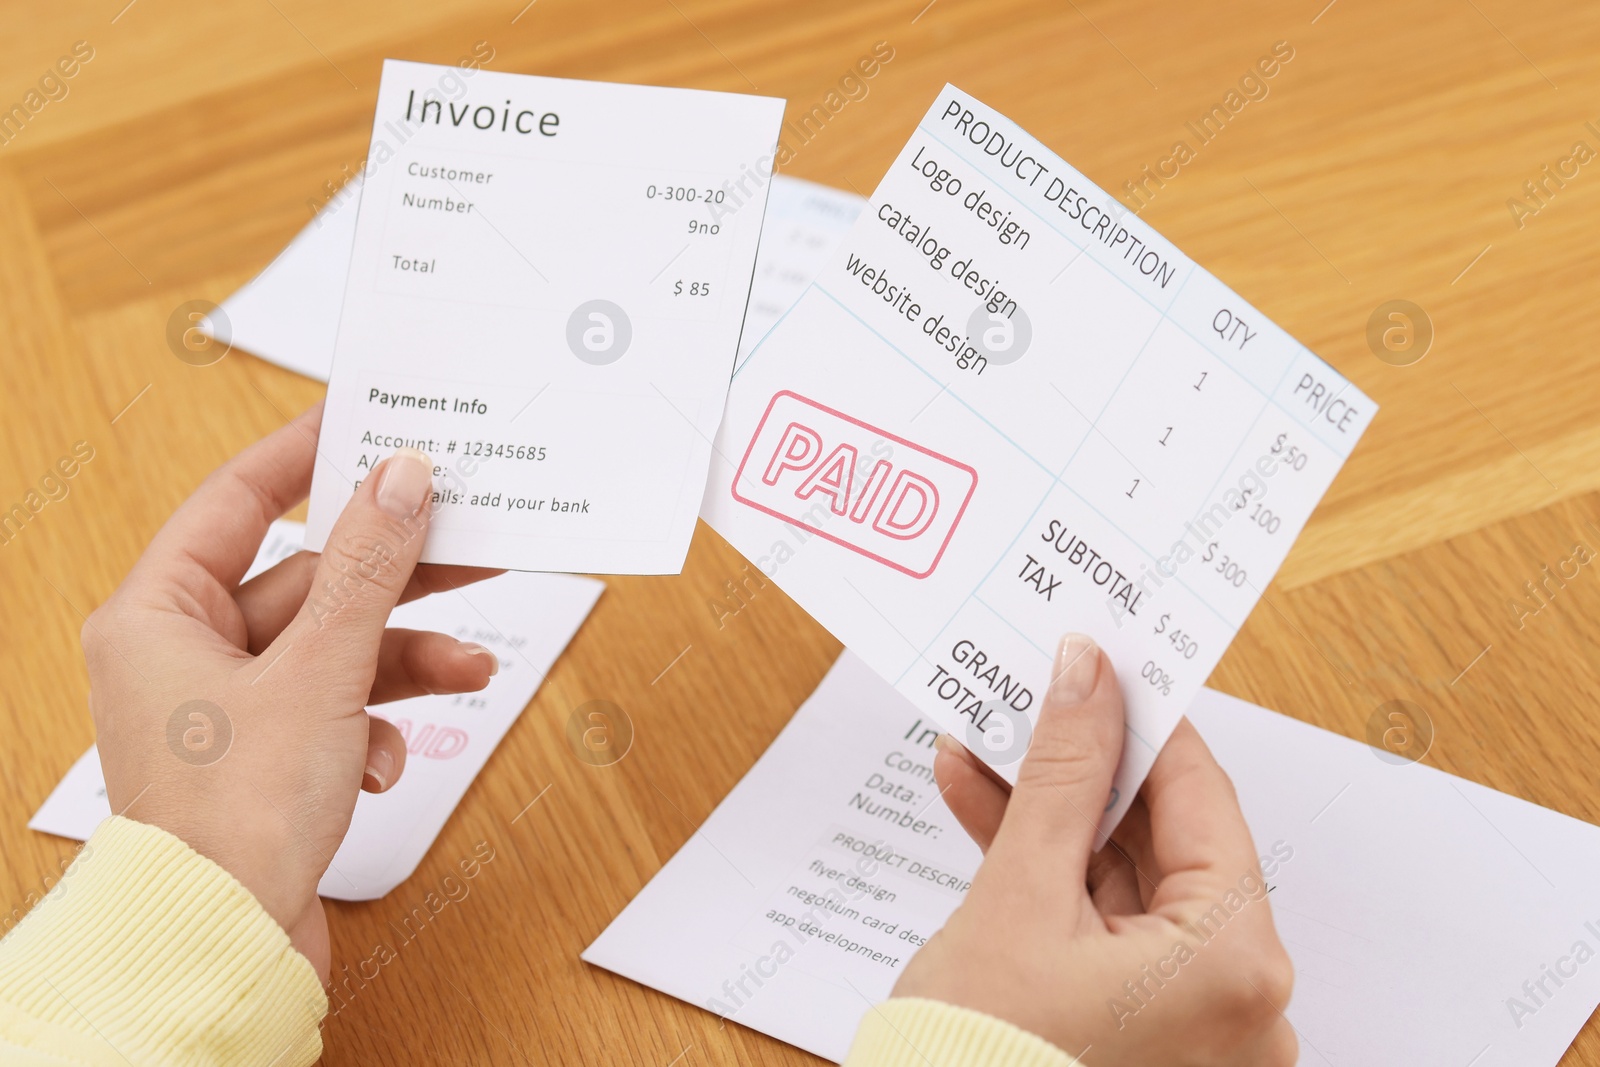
[
  {"xmin": 206, "ymin": 176, "xmax": 863, "ymax": 385},
  {"xmin": 584, "ymin": 653, "xmax": 1600, "ymax": 1066},
  {"xmin": 209, "ymin": 195, "xmax": 360, "ymax": 382},
  {"xmin": 304, "ymin": 61, "xmax": 785, "ymax": 574},
  {"xmin": 736, "ymin": 176, "xmax": 864, "ymax": 368},
  {"xmin": 701, "ymin": 85, "xmax": 1376, "ymax": 831},
  {"xmin": 30, "ymin": 520, "xmax": 603, "ymax": 901}
]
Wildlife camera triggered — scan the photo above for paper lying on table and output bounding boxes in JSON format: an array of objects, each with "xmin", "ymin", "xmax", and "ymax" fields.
[
  {"xmin": 210, "ymin": 192, "xmax": 359, "ymax": 382},
  {"xmin": 701, "ymin": 85, "xmax": 1377, "ymax": 834},
  {"xmin": 586, "ymin": 652, "xmax": 980, "ymax": 1061},
  {"xmin": 209, "ymin": 175, "xmax": 863, "ymax": 385},
  {"xmin": 736, "ymin": 176, "xmax": 864, "ymax": 368},
  {"xmin": 584, "ymin": 652, "xmax": 1600, "ymax": 1066},
  {"xmin": 302, "ymin": 61, "xmax": 786, "ymax": 575},
  {"xmin": 30, "ymin": 520, "xmax": 603, "ymax": 901}
]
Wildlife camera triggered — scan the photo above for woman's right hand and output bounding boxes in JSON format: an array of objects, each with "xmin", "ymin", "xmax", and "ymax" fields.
[{"xmin": 893, "ymin": 634, "xmax": 1298, "ymax": 1066}]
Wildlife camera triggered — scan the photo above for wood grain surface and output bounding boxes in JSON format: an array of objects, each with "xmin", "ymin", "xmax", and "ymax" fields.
[{"xmin": 3, "ymin": 0, "xmax": 1599, "ymax": 1062}]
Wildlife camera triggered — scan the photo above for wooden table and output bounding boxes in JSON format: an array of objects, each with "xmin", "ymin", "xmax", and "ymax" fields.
[{"xmin": 3, "ymin": 0, "xmax": 1599, "ymax": 1061}]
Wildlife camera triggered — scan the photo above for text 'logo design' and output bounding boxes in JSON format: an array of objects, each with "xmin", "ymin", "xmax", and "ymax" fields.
[{"xmin": 731, "ymin": 391, "xmax": 977, "ymax": 578}]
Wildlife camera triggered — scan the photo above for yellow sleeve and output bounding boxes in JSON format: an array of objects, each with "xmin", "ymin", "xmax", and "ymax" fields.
[
  {"xmin": 844, "ymin": 997, "xmax": 1080, "ymax": 1067},
  {"xmin": 0, "ymin": 816, "xmax": 326, "ymax": 1067}
]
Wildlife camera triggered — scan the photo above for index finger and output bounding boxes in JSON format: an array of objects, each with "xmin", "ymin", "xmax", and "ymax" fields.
[
  {"xmin": 234, "ymin": 552, "xmax": 504, "ymax": 654},
  {"xmin": 131, "ymin": 402, "xmax": 323, "ymax": 596}
]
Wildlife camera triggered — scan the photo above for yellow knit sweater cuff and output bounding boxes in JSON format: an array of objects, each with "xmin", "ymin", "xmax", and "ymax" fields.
[
  {"xmin": 0, "ymin": 816, "xmax": 325, "ymax": 1067},
  {"xmin": 843, "ymin": 997, "xmax": 1080, "ymax": 1066}
]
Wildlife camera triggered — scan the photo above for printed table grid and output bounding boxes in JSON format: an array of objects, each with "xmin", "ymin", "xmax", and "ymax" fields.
[
  {"xmin": 795, "ymin": 284, "xmax": 1238, "ymax": 700},
  {"xmin": 728, "ymin": 97, "xmax": 1368, "ymax": 757},
  {"xmin": 914, "ymin": 117, "xmax": 1356, "ymax": 460}
]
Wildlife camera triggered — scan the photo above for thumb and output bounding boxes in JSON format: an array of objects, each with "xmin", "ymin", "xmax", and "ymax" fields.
[
  {"xmin": 986, "ymin": 633, "xmax": 1125, "ymax": 885},
  {"xmin": 271, "ymin": 448, "xmax": 436, "ymax": 677}
]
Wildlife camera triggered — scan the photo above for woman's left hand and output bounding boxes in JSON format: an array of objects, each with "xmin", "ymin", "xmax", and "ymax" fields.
[{"xmin": 83, "ymin": 402, "xmax": 499, "ymax": 980}]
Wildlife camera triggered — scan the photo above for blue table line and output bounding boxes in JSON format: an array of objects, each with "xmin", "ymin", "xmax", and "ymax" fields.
[
  {"xmin": 894, "ymin": 476, "xmax": 1058, "ymax": 688},
  {"xmin": 913, "ymin": 121, "xmax": 1190, "ymax": 318},
  {"xmin": 911, "ymin": 120, "xmax": 1360, "ymax": 459},
  {"xmin": 963, "ymin": 591, "xmax": 1164, "ymax": 758},
  {"xmin": 1188, "ymin": 398, "xmax": 1272, "ymax": 528},
  {"xmin": 1027, "ymin": 475, "xmax": 1241, "ymax": 630},
  {"xmin": 898, "ymin": 457, "xmax": 1242, "ymax": 700},
  {"xmin": 816, "ymin": 258, "xmax": 1249, "ymax": 605},
  {"xmin": 730, "ymin": 280, "xmax": 811, "ymax": 382},
  {"xmin": 1270, "ymin": 346, "xmax": 1307, "ymax": 397},
  {"xmin": 809, "ymin": 276, "xmax": 1243, "ymax": 642},
  {"xmin": 971, "ymin": 592, "xmax": 1056, "ymax": 662},
  {"xmin": 1053, "ymin": 284, "xmax": 1179, "ymax": 478},
  {"xmin": 736, "ymin": 140, "xmax": 1336, "ymax": 681},
  {"xmin": 812, "ymin": 284, "xmax": 1058, "ymax": 481}
]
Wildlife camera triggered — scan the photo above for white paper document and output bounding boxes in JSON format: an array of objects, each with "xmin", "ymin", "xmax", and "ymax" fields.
[
  {"xmin": 701, "ymin": 85, "xmax": 1377, "ymax": 831},
  {"xmin": 585, "ymin": 653, "xmax": 1600, "ymax": 1066},
  {"xmin": 210, "ymin": 175, "xmax": 863, "ymax": 386},
  {"xmin": 585, "ymin": 652, "xmax": 981, "ymax": 1060},
  {"xmin": 30, "ymin": 520, "xmax": 603, "ymax": 901},
  {"xmin": 304, "ymin": 61, "xmax": 785, "ymax": 574},
  {"xmin": 736, "ymin": 176, "xmax": 864, "ymax": 368},
  {"xmin": 212, "ymin": 197, "xmax": 359, "ymax": 382}
]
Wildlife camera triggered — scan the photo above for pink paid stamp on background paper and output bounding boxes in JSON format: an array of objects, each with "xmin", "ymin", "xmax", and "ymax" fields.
[{"xmin": 731, "ymin": 391, "xmax": 978, "ymax": 578}]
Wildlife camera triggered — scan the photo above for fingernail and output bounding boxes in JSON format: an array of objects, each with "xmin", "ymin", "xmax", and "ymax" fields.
[
  {"xmin": 462, "ymin": 643, "xmax": 499, "ymax": 676},
  {"xmin": 934, "ymin": 732, "xmax": 980, "ymax": 769},
  {"xmin": 1050, "ymin": 633, "xmax": 1100, "ymax": 705},
  {"xmin": 363, "ymin": 747, "xmax": 395, "ymax": 793},
  {"xmin": 376, "ymin": 448, "xmax": 433, "ymax": 519}
]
